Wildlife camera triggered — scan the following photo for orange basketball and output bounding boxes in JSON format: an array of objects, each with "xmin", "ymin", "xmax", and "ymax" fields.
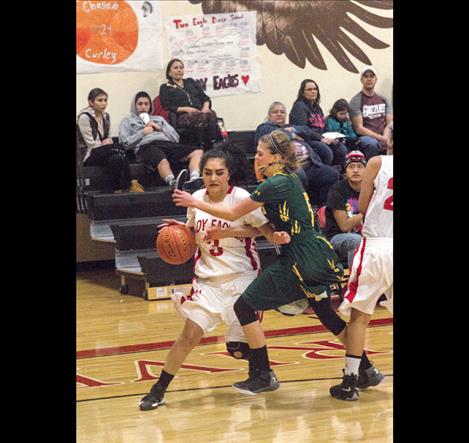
[{"xmin": 156, "ymin": 224, "xmax": 196, "ymax": 265}]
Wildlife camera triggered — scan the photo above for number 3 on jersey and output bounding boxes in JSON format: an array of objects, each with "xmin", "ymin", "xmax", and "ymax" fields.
[
  {"xmin": 208, "ymin": 239, "xmax": 223, "ymax": 256},
  {"xmin": 383, "ymin": 177, "xmax": 393, "ymax": 211}
]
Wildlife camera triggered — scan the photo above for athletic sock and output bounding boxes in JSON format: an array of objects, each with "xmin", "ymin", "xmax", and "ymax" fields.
[
  {"xmin": 157, "ymin": 369, "xmax": 175, "ymax": 390},
  {"xmin": 248, "ymin": 357, "xmax": 258, "ymax": 376},
  {"xmin": 345, "ymin": 354, "xmax": 361, "ymax": 376},
  {"xmin": 359, "ymin": 351, "xmax": 372, "ymax": 371},
  {"xmin": 190, "ymin": 171, "xmax": 200, "ymax": 180},
  {"xmin": 251, "ymin": 346, "xmax": 270, "ymax": 373},
  {"xmin": 164, "ymin": 174, "xmax": 175, "ymax": 185}
]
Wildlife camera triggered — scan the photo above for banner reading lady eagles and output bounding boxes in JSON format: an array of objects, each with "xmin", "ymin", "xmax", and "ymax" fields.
[
  {"xmin": 166, "ymin": 11, "xmax": 261, "ymax": 97},
  {"xmin": 77, "ymin": 1, "xmax": 163, "ymax": 74}
]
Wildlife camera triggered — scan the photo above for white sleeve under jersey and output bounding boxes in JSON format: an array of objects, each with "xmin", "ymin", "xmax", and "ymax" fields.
[
  {"xmin": 362, "ymin": 155, "xmax": 393, "ymax": 239},
  {"xmin": 186, "ymin": 186, "xmax": 269, "ymax": 279}
]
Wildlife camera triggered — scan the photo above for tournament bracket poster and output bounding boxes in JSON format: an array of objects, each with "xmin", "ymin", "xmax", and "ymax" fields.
[
  {"xmin": 77, "ymin": 1, "xmax": 164, "ymax": 74},
  {"xmin": 166, "ymin": 11, "xmax": 262, "ymax": 97}
]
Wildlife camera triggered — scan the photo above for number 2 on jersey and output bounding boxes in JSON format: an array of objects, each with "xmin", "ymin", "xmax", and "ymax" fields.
[
  {"xmin": 383, "ymin": 177, "xmax": 393, "ymax": 211},
  {"xmin": 208, "ymin": 239, "xmax": 223, "ymax": 256}
]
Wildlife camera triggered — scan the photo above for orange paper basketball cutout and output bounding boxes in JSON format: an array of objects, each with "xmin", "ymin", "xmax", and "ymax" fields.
[
  {"xmin": 76, "ymin": 1, "xmax": 139, "ymax": 65},
  {"xmin": 156, "ymin": 224, "xmax": 196, "ymax": 265}
]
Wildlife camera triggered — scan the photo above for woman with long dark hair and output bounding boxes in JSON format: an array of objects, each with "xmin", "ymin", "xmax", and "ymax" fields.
[
  {"xmin": 159, "ymin": 59, "xmax": 221, "ymax": 149},
  {"xmin": 290, "ymin": 79, "xmax": 348, "ymax": 169},
  {"xmin": 77, "ymin": 88, "xmax": 143, "ymax": 193}
]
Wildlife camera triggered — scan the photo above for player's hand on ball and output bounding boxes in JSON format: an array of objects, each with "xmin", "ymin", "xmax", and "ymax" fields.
[
  {"xmin": 157, "ymin": 219, "xmax": 185, "ymax": 231},
  {"xmin": 172, "ymin": 189, "xmax": 197, "ymax": 207},
  {"xmin": 273, "ymin": 231, "xmax": 291, "ymax": 245}
]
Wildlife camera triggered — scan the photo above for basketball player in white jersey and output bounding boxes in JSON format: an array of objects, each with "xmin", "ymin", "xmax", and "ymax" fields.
[
  {"xmin": 140, "ymin": 145, "xmax": 290, "ymax": 410},
  {"xmin": 330, "ymin": 128, "xmax": 393, "ymax": 401}
]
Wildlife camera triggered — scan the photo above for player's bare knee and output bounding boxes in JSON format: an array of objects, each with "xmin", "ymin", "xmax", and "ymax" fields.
[
  {"xmin": 350, "ymin": 308, "xmax": 371, "ymax": 326},
  {"xmin": 177, "ymin": 331, "xmax": 201, "ymax": 350}
]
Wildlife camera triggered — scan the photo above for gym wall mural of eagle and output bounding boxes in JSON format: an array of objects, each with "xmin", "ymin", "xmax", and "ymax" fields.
[{"xmin": 188, "ymin": 0, "xmax": 393, "ymax": 74}]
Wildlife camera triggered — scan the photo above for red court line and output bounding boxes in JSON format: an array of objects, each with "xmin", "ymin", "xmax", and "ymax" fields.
[{"xmin": 77, "ymin": 317, "xmax": 392, "ymax": 359}]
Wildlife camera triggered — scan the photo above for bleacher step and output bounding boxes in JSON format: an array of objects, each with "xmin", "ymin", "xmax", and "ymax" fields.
[
  {"xmin": 86, "ymin": 185, "xmax": 259, "ymax": 222},
  {"xmin": 86, "ymin": 189, "xmax": 186, "ymax": 222}
]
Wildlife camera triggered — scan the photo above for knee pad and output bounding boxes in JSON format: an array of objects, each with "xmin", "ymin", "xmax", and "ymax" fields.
[
  {"xmin": 309, "ymin": 298, "xmax": 346, "ymax": 336},
  {"xmin": 226, "ymin": 341, "xmax": 252, "ymax": 360},
  {"xmin": 233, "ymin": 297, "xmax": 257, "ymax": 326}
]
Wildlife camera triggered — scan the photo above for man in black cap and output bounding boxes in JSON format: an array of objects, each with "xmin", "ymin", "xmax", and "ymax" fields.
[
  {"xmin": 322, "ymin": 151, "xmax": 367, "ymax": 270},
  {"xmin": 349, "ymin": 67, "xmax": 393, "ymax": 160}
]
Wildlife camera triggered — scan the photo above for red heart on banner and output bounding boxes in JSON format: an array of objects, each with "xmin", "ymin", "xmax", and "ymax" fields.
[{"xmin": 241, "ymin": 75, "xmax": 250, "ymax": 85}]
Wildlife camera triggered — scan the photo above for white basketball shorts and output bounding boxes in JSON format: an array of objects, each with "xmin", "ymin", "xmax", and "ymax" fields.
[
  {"xmin": 171, "ymin": 271, "xmax": 259, "ymax": 342},
  {"xmin": 339, "ymin": 237, "xmax": 393, "ymax": 316}
]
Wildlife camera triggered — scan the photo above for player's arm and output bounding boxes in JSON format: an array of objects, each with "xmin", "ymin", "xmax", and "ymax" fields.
[
  {"xmin": 172, "ymin": 190, "xmax": 263, "ymax": 221},
  {"xmin": 256, "ymin": 223, "xmax": 291, "ymax": 245},
  {"xmin": 203, "ymin": 223, "xmax": 290, "ymax": 245},
  {"xmin": 351, "ymin": 114, "xmax": 388, "ymax": 144},
  {"xmin": 203, "ymin": 225, "xmax": 261, "ymax": 241},
  {"xmin": 358, "ymin": 156, "xmax": 382, "ymax": 215},
  {"xmin": 332, "ymin": 209, "xmax": 363, "ymax": 233}
]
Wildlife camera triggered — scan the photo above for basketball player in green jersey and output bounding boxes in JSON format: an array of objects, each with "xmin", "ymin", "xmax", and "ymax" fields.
[{"xmin": 173, "ymin": 129, "xmax": 382, "ymax": 394}]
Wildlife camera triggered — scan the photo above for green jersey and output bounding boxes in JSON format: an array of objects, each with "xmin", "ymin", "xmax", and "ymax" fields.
[
  {"xmin": 250, "ymin": 171, "xmax": 325, "ymax": 258},
  {"xmin": 251, "ymin": 171, "xmax": 315, "ymax": 232},
  {"xmin": 244, "ymin": 171, "xmax": 344, "ymax": 310}
]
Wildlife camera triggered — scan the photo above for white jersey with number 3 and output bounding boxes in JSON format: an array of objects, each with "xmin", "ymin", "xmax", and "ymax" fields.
[
  {"xmin": 187, "ymin": 186, "xmax": 269, "ymax": 279},
  {"xmin": 362, "ymin": 155, "xmax": 393, "ymax": 239}
]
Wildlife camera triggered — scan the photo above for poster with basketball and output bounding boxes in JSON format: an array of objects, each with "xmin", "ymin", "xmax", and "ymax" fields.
[
  {"xmin": 166, "ymin": 11, "xmax": 261, "ymax": 97},
  {"xmin": 77, "ymin": 1, "xmax": 163, "ymax": 74}
]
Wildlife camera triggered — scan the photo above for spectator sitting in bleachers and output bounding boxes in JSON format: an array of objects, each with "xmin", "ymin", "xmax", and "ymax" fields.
[
  {"xmin": 289, "ymin": 79, "xmax": 348, "ymax": 169},
  {"xmin": 321, "ymin": 151, "xmax": 366, "ymax": 270},
  {"xmin": 325, "ymin": 99, "xmax": 360, "ymax": 151},
  {"xmin": 159, "ymin": 58, "xmax": 221, "ymax": 150},
  {"xmin": 349, "ymin": 67, "xmax": 393, "ymax": 160},
  {"xmin": 77, "ymin": 88, "xmax": 144, "ymax": 193},
  {"xmin": 255, "ymin": 101, "xmax": 339, "ymax": 207},
  {"xmin": 119, "ymin": 91, "xmax": 205, "ymax": 191}
]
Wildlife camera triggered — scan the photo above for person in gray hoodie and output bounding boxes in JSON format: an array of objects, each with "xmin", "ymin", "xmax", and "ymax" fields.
[{"xmin": 119, "ymin": 91, "xmax": 205, "ymax": 191}]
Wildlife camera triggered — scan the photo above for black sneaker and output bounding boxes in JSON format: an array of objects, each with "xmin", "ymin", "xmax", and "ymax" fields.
[
  {"xmin": 183, "ymin": 176, "xmax": 204, "ymax": 192},
  {"xmin": 232, "ymin": 370, "xmax": 279, "ymax": 396},
  {"xmin": 139, "ymin": 383, "xmax": 166, "ymax": 411},
  {"xmin": 357, "ymin": 365, "xmax": 385, "ymax": 389},
  {"xmin": 330, "ymin": 372, "xmax": 359, "ymax": 401},
  {"xmin": 174, "ymin": 169, "xmax": 189, "ymax": 191}
]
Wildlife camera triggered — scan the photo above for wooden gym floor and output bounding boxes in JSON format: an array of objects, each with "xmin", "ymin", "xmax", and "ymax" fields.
[{"xmin": 77, "ymin": 267, "xmax": 393, "ymax": 443}]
